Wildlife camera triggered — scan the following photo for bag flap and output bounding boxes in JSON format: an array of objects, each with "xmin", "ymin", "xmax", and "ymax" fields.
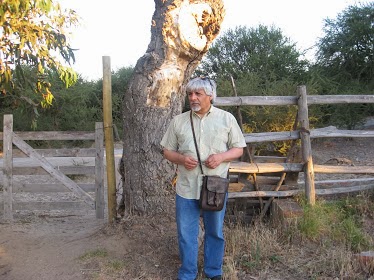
[{"xmin": 205, "ymin": 176, "xmax": 228, "ymax": 193}]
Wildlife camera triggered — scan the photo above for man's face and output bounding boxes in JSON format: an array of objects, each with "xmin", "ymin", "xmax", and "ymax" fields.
[{"xmin": 188, "ymin": 89, "xmax": 212, "ymax": 114}]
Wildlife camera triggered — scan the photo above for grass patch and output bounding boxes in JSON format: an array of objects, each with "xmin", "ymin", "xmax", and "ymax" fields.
[
  {"xmin": 79, "ymin": 248, "xmax": 108, "ymax": 261},
  {"xmin": 223, "ymin": 191, "xmax": 374, "ymax": 279},
  {"xmin": 297, "ymin": 194, "xmax": 373, "ymax": 251},
  {"xmin": 78, "ymin": 248, "xmax": 127, "ymax": 279}
]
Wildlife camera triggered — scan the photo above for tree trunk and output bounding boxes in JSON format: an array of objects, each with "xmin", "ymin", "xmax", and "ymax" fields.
[{"xmin": 120, "ymin": 0, "xmax": 225, "ymax": 215}]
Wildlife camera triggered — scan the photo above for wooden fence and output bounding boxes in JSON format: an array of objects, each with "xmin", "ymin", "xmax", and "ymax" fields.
[
  {"xmin": 217, "ymin": 85, "xmax": 374, "ymax": 205},
  {"xmin": 0, "ymin": 115, "xmax": 105, "ymax": 221},
  {"xmin": 1, "ymin": 85, "xmax": 373, "ymax": 220}
]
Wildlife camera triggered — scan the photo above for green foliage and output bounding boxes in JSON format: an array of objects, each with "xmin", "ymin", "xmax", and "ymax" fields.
[
  {"xmin": 198, "ymin": 25, "xmax": 309, "ymax": 83},
  {"xmin": 215, "ymin": 75, "xmax": 321, "ymax": 156},
  {"xmin": 95, "ymin": 66, "xmax": 133, "ymax": 132},
  {"xmin": 311, "ymin": 3, "xmax": 374, "ymax": 129},
  {"xmin": 297, "ymin": 194, "xmax": 373, "ymax": 252},
  {"xmin": 0, "ymin": 0, "xmax": 79, "ymax": 107},
  {"xmin": 0, "ymin": 66, "xmax": 131, "ymax": 143},
  {"xmin": 316, "ymin": 2, "xmax": 374, "ymax": 85}
]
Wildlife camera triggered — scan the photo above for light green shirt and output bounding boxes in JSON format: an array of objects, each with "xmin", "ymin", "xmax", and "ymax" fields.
[{"xmin": 160, "ymin": 106, "xmax": 246, "ymax": 199}]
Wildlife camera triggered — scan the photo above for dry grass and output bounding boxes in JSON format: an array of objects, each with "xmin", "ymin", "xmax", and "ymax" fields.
[
  {"xmin": 222, "ymin": 191, "xmax": 374, "ymax": 280},
  {"xmin": 73, "ymin": 192, "xmax": 373, "ymax": 280}
]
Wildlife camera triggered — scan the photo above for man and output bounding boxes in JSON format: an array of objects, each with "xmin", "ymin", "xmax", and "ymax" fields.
[{"xmin": 161, "ymin": 77, "xmax": 246, "ymax": 280}]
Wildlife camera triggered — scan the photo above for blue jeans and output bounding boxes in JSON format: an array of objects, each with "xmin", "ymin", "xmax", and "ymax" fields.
[{"xmin": 176, "ymin": 194, "xmax": 227, "ymax": 280}]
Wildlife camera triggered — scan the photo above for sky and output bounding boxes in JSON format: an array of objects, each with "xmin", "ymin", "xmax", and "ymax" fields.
[{"xmin": 60, "ymin": 0, "xmax": 360, "ymax": 81}]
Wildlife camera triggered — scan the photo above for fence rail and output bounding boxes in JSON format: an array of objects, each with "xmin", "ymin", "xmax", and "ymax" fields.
[{"xmin": 215, "ymin": 94, "xmax": 374, "ymax": 106}]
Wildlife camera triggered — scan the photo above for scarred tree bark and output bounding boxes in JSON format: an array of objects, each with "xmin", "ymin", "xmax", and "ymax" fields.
[{"xmin": 120, "ymin": 0, "xmax": 225, "ymax": 215}]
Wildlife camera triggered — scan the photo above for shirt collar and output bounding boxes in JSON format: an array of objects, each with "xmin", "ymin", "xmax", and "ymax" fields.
[{"xmin": 191, "ymin": 105, "xmax": 215, "ymax": 119}]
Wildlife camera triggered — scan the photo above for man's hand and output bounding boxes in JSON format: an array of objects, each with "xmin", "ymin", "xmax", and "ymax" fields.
[
  {"xmin": 162, "ymin": 149, "xmax": 199, "ymax": 170},
  {"xmin": 204, "ymin": 148, "xmax": 244, "ymax": 169},
  {"xmin": 184, "ymin": 156, "xmax": 198, "ymax": 170},
  {"xmin": 204, "ymin": 154, "xmax": 224, "ymax": 169}
]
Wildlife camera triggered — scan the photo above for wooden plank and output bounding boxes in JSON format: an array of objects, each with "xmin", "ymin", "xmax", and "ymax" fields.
[
  {"xmin": 244, "ymin": 131, "xmax": 299, "ymax": 143},
  {"xmin": 311, "ymin": 127, "xmax": 374, "ymax": 138},
  {"xmin": 315, "ymin": 184, "xmax": 374, "ymax": 194},
  {"xmin": 228, "ymin": 184, "xmax": 374, "ymax": 198},
  {"xmin": 3, "ymin": 114, "xmax": 13, "ymax": 221},
  {"xmin": 314, "ymin": 164, "xmax": 374, "ymax": 174},
  {"xmin": 11, "ymin": 166, "xmax": 95, "ymax": 175},
  {"xmin": 12, "ymin": 134, "xmax": 95, "ymax": 208},
  {"xmin": 13, "ymin": 148, "xmax": 97, "ymax": 157},
  {"xmin": 307, "ymin": 95, "xmax": 374, "ymax": 105},
  {"xmin": 314, "ymin": 177, "xmax": 374, "ymax": 186},
  {"xmin": 243, "ymin": 128, "xmax": 374, "ymax": 143},
  {"xmin": 95, "ymin": 122, "xmax": 105, "ymax": 219},
  {"xmin": 229, "ymin": 189, "xmax": 300, "ymax": 198},
  {"xmin": 253, "ymin": 156, "xmax": 286, "ymax": 163},
  {"xmin": 215, "ymin": 96, "xmax": 297, "ymax": 106},
  {"xmin": 229, "ymin": 161, "xmax": 373, "ymax": 175},
  {"xmin": 0, "ymin": 157, "xmax": 95, "ymax": 168},
  {"xmin": 229, "ymin": 162, "xmax": 303, "ymax": 174},
  {"xmin": 214, "ymin": 95, "xmax": 374, "ymax": 107},
  {"xmin": 12, "ymin": 131, "xmax": 96, "ymax": 141},
  {"xmin": 12, "ymin": 183, "xmax": 95, "ymax": 193},
  {"xmin": 0, "ymin": 201, "xmax": 90, "ymax": 211}
]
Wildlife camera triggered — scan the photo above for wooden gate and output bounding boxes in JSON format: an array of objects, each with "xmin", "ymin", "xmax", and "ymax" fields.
[{"xmin": 0, "ymin": 114, "xmax": 105, "ymax": 221}]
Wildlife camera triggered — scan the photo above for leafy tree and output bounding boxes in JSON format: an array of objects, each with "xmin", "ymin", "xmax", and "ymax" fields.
[
  {"xmin": 0, "ymin": 68, "xmax": 99, "ymax": 132},
  {"xmin": 0, "ymin": 66, "xmax": 133, "ymax": 135},
  {"xmin": 198, "ymin": 25, "xmax": 309, "ymax": 84},
  {"xmin": 0, "ymin": 0, "xmax": 79, "ymax": 109},
  {"xmin": 91, "ymin": 66, "xmax": 134, "ymax": 138},
  {"xmin": 312, "ymin": 2, "xmax": 374, "ymax": 128},
  {"xmin": 316, "ymin": 2, "xmax": 374, "ymax": 86}
]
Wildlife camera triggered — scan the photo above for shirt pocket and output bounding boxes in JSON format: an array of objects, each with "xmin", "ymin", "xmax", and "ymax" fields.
[
  {"xmin": 178, "ymin": 130, "xmax": 196, "ymax": 156},
  {"xmin": 207, "ymin": 127, "xmax": 229, "ymax": 154}
]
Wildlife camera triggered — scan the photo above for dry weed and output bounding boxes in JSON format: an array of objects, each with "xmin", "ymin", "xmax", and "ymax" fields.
[{"xmin": 223, "ymin": 214, "xmax": 372, "ymax": 279}]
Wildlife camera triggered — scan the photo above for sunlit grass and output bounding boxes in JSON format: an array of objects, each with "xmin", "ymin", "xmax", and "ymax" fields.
[
  {"xmin": 298, "ymin": 194, "xmax": 373, "ymax": 251},
  {"xmin": 79, "ymin": 248, "xmax": 108, "ymax": 261},
  {"xmin": 78, "ymin": 248, "xmax": 127, "ymax": 279},
  {"xmin": 105, "ymin": 259, "xmax": 126, "ymax": 271}
]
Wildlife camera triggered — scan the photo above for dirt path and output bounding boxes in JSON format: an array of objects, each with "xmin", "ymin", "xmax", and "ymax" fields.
[
  {"xmin": 0, "ymin": 213, "xmax": 111, "ymax": 280},
  {"xmin": 0, "ymin": 210, "xmax": 180, "ymax": 280}
]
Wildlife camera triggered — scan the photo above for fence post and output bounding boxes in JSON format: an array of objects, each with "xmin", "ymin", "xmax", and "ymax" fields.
[
  {"xmin": 297, "ymin": 86, "xmax": 316, "ymax": 205},
  {"xmin": 95, "ymin": 122, "xmax": 105, "ymax": 219},
  {"xmin": 102, "ymin": 56, "xmax": 117, "ymax": 222},
  {"xmin": 3, "ymin": 114, "xmax": 13, "ymax": 221}
]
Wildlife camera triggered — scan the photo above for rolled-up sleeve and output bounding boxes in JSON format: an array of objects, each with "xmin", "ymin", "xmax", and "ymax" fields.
[
  {"xmin": 228, "ymin": 114, "xmax": 247, "ymax": 149},
  {"xmin": 160, "ymin": 118, "xmax": 178, "ymax": 151}
]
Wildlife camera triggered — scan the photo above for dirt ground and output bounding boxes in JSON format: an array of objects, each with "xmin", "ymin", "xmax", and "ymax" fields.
[{"xmin": 0, "ymin": 136, "xmax": 373, "ymax": 280}]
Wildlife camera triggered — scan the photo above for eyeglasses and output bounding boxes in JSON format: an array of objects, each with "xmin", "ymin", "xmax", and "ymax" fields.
[{"xmin": 200, "ymin": 76, "xmax": 214, "ymax": 92}]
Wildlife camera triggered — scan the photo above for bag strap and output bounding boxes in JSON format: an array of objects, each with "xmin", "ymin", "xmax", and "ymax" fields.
[{"xmin": 190, "ymin": 111, "xmax": 204, "ymax": 175}]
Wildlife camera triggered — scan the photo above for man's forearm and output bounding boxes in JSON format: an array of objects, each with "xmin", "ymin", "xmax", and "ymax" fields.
[
  {"xmin": 163, "ymin": 149, "xmax": 184, "ymax": 165},
  {"xmin": 163, "ymin": 148, "xmax": 199, "ymax": 170},
  {"xmin": 220, "ymin": 147, "xmax": 244, "ymax": 162}
]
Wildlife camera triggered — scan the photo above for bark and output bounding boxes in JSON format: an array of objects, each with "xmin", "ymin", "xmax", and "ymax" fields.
[{"xmin": 120, "ymin": 0, "xmax": 225, "ymax": 215}]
